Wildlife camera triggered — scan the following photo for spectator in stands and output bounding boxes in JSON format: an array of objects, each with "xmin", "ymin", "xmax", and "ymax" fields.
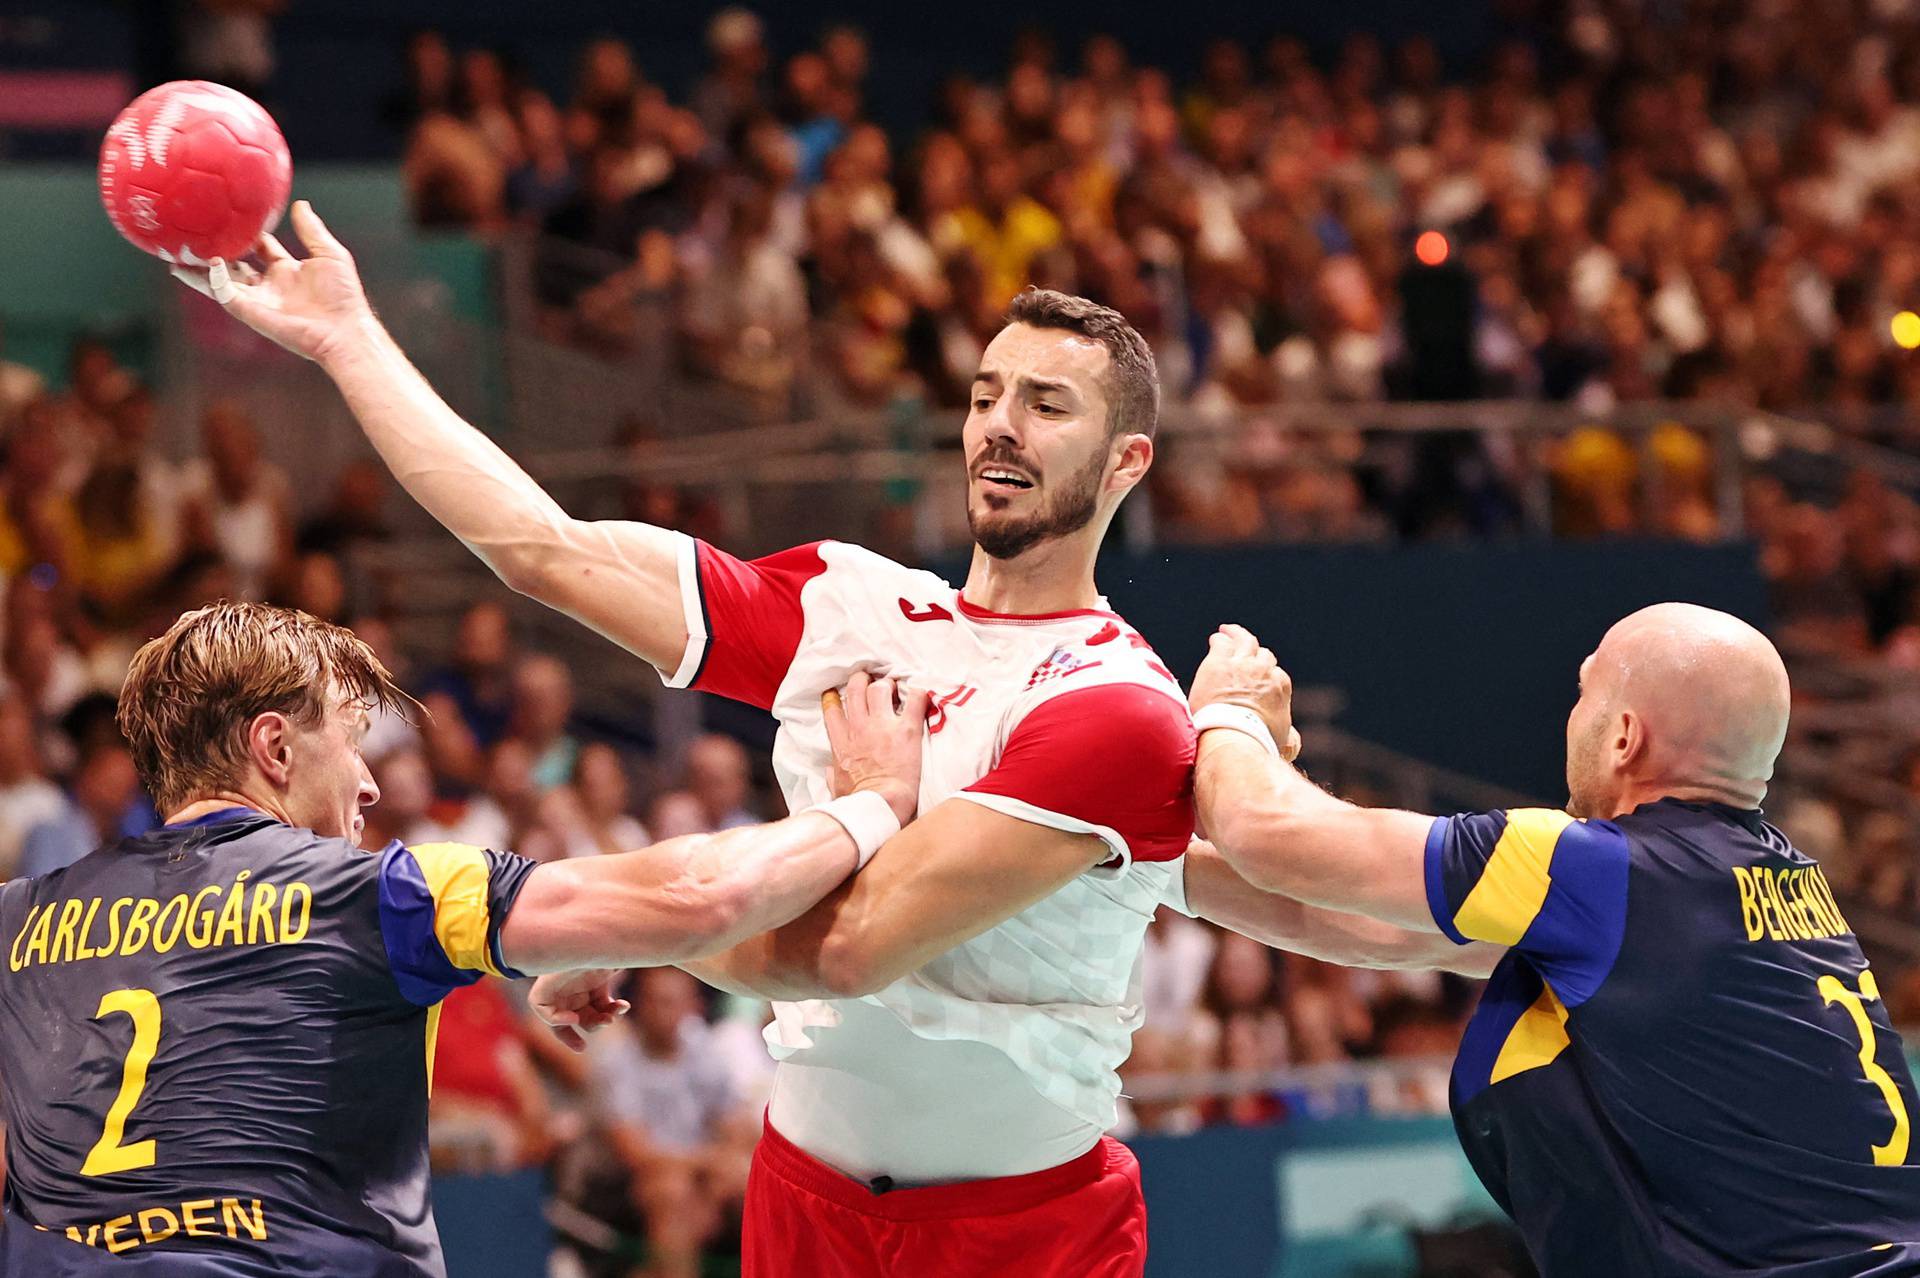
[
  {"xmin": 0, "ymin": 321, "xmax": 44, "ymax": 433},
  {"xmin": 682, "ymin": 186, "xmax": 809, "ymax": 409},
  {"xmin": 16, "ymin": 737, "xmax": 142, "ymax": 878},
  {"xmin": 781, "ymin": 52, "xmax": 848, "ymax": 188},
  {"xmin": 298, "ymin": 459, "xmax": 393, "ymax": 559},
  {"xmin": 505, "ymin": 92, "xmax": 579, "ymax": 226},
  {"xmin": 179, "ymin": 0, "xmax": 283, "ymax": 100},
  {"xmin": 682, "ymin": 734, "xmax": 757, "ymax": 832},
  {"xmin": 477, "ymin": 737, "xmax": 546, "ymax": 854},
  {"xmin": 3, "ymin": 578, "xmax": 95, "ymax": 735},
  {"xmin": 429, "ymin": 981, "xmax": 558, "ymax": 1172},
  {"xmin": 820, "ymin": 25, "xmax": 871, "ymax": 118},
  {"xmin": 417, "ymin": 600, "xmax": 516, "ymax": 750},
  {"xmin": 457, "ymin": 48, "xmax": 526, "ymax": 172},
  {"xmin": 0, "ymin": 697, "xmax": 62, "ymax": 879},
  {"xmin": 647, "ymin": 789, "xmax": 711, "ymax": 841},
  {"xmin": 566, "ymin": 37, "xmax": 641, "ymax": 154},
  {"xmin": 0, "ymin": 402, "xmax": 81, "ymax": 584},
  {"xmin": 404, "ymin": 109, "xmax": 507, "ymax": 230},
  {"xmin": 73, "ymin": 455, "xmax": 175, "ymax": 626},
  {"xmin": 1364, "ymin": 993, "xmax": 1460, "ymax": 1116},
  {"xmin": 693, "ymin": 8, "xmax": 770, "ymax": 144},
  {"xmin": 935, "ymin": 150, "xmax": 1063, "ymax": 310},
  {"xmin": 59, "ymin": 339, "xmax": 133, "ymax": 482},
  {"xmin": 342, "ymin": 612, "xmax": 423, "ymax": 764},
  {"xmin": 556, "ymin": 743, "xmax": 647, "ymax": 858},
  {"xmin": 1765, "ymin": 502, "xmax": 1869, "ymax": 651},
  {"xmin": 1193, "ymin": 932, "xmax": 1291, "ymax": 1125},
  {"xmin": 383, "ymin": 30, "xmax": 457, "ymax": 133},
  {"xmin": 362, "ymin": 747, "xmax": 440, "ymax": 851},
  {"xmin": 284, "ymin": 549, "xmax": 349, "ymax": 623},
  {"xmin": 588, "ymin": 968, "xmax": 749, "ymax": 1278},
  {"xmin": 1285, "ymin": 956, "xmax": 1372, "ymax": 1067},
  {"xmin": 100, "ymin": 385, "xmax": 182, "ymax": 556},
  {"xmin": 1143, "ymin": 908, "xmax": 1218, "ymax": 1040},
  {"xmin": 179, "ymin": 401, "xmax": 293, "ymax": 602},
  {"xmin": 507, "ymin": 653, "xmax": 579, "ymax": 790}
]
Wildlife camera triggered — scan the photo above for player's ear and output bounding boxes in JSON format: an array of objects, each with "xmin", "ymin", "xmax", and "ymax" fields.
[
  {"xmin": 1614, "ymin": 709, "xmax": 1647, "ymax": 772},
  {"xmin": 246, "ymin": 711, "xmax": 295, "ymax": 787},
  {"xmin": 1108, "ymin": 432, "xmax": 1153, "ymax": 493}
]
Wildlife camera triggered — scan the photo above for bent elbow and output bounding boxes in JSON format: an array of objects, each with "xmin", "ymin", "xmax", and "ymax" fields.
[
  {"xmin": 480, "ymin": 512, "xmax": 591, "ymax": 603},
  {"xmin": 814, "ymin": 931, "xmax": 886, "ymax": 999},
  {"xmin": 488, "ymin": 539, "xmax": 563, "ymax": 602}
]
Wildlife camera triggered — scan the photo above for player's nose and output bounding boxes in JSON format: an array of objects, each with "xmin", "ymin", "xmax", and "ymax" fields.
[
  {"xmin": 358, "ymin": 761, "xmax": 380, "ymax": 808},
  {"xmin": 981, "ymin": 394, "xmax": 1024, "ymax": 447}
]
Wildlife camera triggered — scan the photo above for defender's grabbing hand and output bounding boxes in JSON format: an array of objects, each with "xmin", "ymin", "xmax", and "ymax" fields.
[
  {"xmin": 824, "ymin": 672, "xmax": 931, "ymax": 826},
  {"xmin": 1189, "ymin": 624, "xmax": 1302, "ymax": 761}
]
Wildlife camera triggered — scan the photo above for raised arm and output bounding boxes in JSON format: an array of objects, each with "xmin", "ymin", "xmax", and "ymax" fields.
[
  {"xmin": 1179, "ymin": 840, "xmax": 1497, "ymax": 977},
  {"xmin": 172, "ymin": 203, "xmax": 688, "ymax": 671}
]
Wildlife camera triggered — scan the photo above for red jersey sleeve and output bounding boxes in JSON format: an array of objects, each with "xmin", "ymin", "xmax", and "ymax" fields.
[
  {"xmin": 962, "ymin": 682, "xmax": 1196, "ymax": 866},
  {"xmin": 670, "ymin": 540, "xmax": 829, "ymax": 710}
]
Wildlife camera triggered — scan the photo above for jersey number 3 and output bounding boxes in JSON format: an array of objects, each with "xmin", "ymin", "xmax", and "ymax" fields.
[
  {"xmin": 81, "ymin": 987, "xmax": 161, "ymax": 1176},
  {"xmin": 1819, "ymin": 969, "xmax": 1911, "ymax": 1168}
]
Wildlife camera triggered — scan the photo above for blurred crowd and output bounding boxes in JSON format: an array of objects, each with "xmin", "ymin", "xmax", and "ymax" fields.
[{"xmin": 394, "ymin": 2, "xmax": 1920, "ymax": 479}]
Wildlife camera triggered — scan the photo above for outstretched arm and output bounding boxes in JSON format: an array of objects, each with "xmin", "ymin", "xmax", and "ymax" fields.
[
  {"xmin": 1179, "ymin": 841, "xmax": 1497, "ymax": 977},
  {"xmin": 501, "ymin": 676, "xmax": 924, "ymax": 971},
  {"xmin": 172, "ymin": 203, "xmax": 688, "ymax": 672},
  {"xmin": 1198, "ymin": 732, "xmax": 1439, "ymax": 931},
  {"xmin": 1186, "ymin": 625, "xmax": 1439, "ymax": 932}
]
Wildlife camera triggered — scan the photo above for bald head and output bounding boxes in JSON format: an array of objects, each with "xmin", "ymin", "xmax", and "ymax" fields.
[{"xmin": 1565, "ymin": 604, "xmax": 1790, "ymax": 817}]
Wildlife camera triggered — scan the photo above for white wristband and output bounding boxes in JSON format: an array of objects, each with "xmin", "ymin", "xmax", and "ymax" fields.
[
  {"xmin": 812, "ymin": 791, "xmax": 902, "ymax": 869},
  {"xmin": 1192, "ymin": 703, "xmax": 1282, "ymax": 760}
]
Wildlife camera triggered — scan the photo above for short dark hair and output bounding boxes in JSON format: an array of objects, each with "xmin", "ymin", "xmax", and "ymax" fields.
[{"xmin": 1003, "ymin": 288, "xmax": 1160, "ymax": 439}]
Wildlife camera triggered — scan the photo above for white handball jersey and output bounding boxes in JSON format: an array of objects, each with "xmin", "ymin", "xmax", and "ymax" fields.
[{"xmin": 658, "ymin": 535, "xmax": 1196, "ymax": 1180}]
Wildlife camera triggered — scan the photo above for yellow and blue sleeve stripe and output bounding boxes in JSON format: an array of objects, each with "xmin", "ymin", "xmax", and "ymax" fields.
[
  {"xmin": 1425, "ymin": 808, "xmax": 1630, "ymax": 1009},
  {"xmin": 376, "ymin": 841, "xmax": 538, "ymax": 1006}
]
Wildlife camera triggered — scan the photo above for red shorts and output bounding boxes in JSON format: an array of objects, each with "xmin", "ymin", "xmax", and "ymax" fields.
[{"xmin": 741, "ymin": 1119, "xmax": 1148, "ymax": 1278}]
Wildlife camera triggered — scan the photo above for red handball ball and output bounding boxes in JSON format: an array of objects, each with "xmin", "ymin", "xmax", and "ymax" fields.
[{"xmin": 98, "ymin": 80, "xmax": 292, "ymax": 264}]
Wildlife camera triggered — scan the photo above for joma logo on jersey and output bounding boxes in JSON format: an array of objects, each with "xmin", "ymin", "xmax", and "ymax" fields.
[
  {"xmin": 1025, "ymin": 648, "xmax": 1102, "ymax": 690},
  {"xmin": 898, "ymin": 598, "xmax": 953, "ymax": 623}
]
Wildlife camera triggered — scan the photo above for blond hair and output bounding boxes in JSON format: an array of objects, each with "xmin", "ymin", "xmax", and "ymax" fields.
[{"xmin": 118, "ymin": 602, "xmax": 411, "ymax": 813}]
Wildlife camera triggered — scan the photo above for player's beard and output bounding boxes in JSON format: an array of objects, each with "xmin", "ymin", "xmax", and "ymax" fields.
[
  {"xmin": 968, "ymin": 445, "xmax": 1109, "ymax": 561},
  {"xmin": 1564, "ymin": 708, "xmax": 1611, "ymax": 819}
]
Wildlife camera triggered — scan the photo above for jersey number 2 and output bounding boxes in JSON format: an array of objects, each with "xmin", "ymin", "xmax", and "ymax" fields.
[
  {"xmin": 81, "ymin": 987, "xmax": 161, "ymax": 1176},
  {"xmin": 1819, "ymin": 969, "xmax": 1911, "ymax": 1167}
]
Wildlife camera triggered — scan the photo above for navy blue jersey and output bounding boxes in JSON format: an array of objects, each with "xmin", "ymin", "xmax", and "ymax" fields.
[
  {"xmin": 1428, "ymin": 799, "xmax": 1920, "ymax": 1277},
  {"xmin": 0, "ymin": 808, "xmax": 536, "ymax": 1276}
]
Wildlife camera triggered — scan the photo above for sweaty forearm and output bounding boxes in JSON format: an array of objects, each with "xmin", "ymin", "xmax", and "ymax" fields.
[
  {"xmin": 1196, "ymin": 733, "xmax": 1438, "ymax": 930},
  {"xmin": 317, "ymin": 320, "xmax": 687, "ymax": 667},
  {"xmin": 1184, "ymin": 843, "xmax": 1496, "ymax": 975},
  {"xmin": 503, "ymin": 812, "xmax": 862, "ymax": 974},
  {"xmin": 320, "ymin": 318, "xmax": 579, "ymax": 581}
]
